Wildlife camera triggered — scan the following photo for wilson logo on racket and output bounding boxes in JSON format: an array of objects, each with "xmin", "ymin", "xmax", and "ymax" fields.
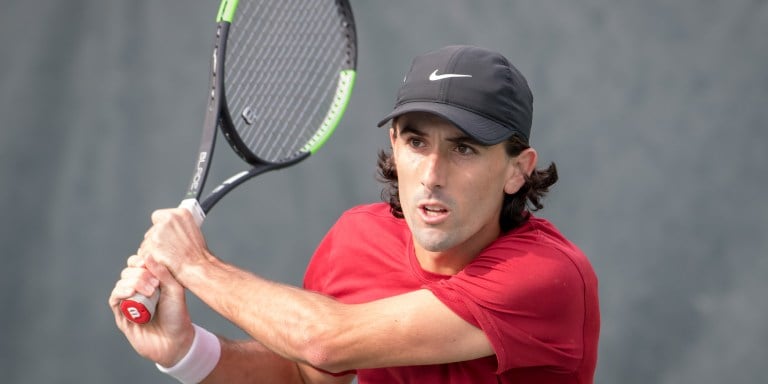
[
  {"xmin": 241, "ymin": 106, "xmax": 257, "ymax": 125},
  {"xmin": 126, "ymin": 307, "xmax": 141, "ymax": 319}
]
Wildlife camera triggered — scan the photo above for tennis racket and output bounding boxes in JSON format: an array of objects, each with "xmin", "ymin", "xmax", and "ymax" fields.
[{"xmin": 120, "ymin": 0, "xmax": 357, "ymax": 324}]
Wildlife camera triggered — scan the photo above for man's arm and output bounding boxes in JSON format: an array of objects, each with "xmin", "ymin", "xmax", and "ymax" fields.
[
  {"xmin": 109, "ymin": 255, "xmax": 353, "ymax": 384},
  {"xmin": 141, "ymin": 208, "xmax": 495, "ymax": 373},
  {"xmin": 201, "ymin": 338, "xmax": 354, "ymax": 384}
]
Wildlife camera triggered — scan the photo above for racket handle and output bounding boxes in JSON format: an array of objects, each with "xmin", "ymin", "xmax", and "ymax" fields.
[
  {"xmin": 120, "ymin": 199, "xmax": 206, "ymax": 324},
  {"xmin": 179, "ymin": 198, "xmax": 206, "ymax": 227},
  {"xmin": 120, "ymin": 290, "xmax": 160, "ymax": 324}
]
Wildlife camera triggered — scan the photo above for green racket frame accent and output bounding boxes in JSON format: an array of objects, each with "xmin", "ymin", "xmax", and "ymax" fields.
[
  {"xmin": 217, "ymin": 0, "xmax": 240, "ymax": 23},
  {"xmin": 302, "ymin": 69, "xmax": 357, "ymax": 154}
]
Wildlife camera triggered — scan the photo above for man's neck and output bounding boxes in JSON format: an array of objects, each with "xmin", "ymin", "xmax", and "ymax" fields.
[{"xmin": 413, "ymin": 228, "xmax": 501, "ymax": 275}]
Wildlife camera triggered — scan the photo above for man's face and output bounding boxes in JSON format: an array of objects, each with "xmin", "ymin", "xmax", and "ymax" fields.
[{"xmin": 391, "ymin": 112, "xmax": 523, "ymax": 267}]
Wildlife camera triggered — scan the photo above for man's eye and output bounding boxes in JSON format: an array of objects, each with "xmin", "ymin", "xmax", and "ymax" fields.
[
  {"xmin": 456, "ymin": 144, "xmax": 476, "ymax": 155},
  {"xmin": 408, "ymin": 138, "xmax": 424, "ymax": 148}
]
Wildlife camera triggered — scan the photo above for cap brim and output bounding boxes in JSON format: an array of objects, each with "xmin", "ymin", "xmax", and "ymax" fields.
[{"xmin": 376, "ymin": 102, "xmax": 517, "ymax": 145}]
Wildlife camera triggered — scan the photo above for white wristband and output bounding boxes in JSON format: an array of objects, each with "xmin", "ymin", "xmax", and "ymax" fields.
[{"xmin": 156, "ymin": 324, "xmax": 221, "ymax": 384}]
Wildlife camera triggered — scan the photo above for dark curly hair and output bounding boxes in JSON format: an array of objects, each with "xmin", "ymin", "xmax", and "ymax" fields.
[{"xmin": 376, "ymin": 133, "xmax": 558, "ymax": 232}]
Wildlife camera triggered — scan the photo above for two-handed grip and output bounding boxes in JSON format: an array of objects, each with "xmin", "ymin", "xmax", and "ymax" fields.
[{"xmin": 119, "ymin": 199, "xmax": 206, "ymax": 324}]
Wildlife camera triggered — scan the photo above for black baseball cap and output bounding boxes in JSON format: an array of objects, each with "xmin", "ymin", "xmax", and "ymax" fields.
[{"xmin": 377, "ymin": 45, "xmax": 533, "ymax": 145}]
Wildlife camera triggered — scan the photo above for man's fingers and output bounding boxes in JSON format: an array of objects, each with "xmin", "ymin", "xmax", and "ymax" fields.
[
  {"xmin": 109, "ymin": 259, "xmax": 161, "ymax": 311},
  {"xmin": 126, "ymin": 254, "xmax": 146, "ymax": 268},
  {"xmin": 151, "ymin": 207, "xmax": 196, "ymax": 230},
  {"xmin": 120, "ymin": 266, "xmax": 159, "ymax": 287},
  {"xmin": 111, "ymin": 273, "xmax": 158, "ymax": 300},
  {"xmin": 151, "ymin": 208, "xmax": 176, "ymax": 225},
  {"xmin": 144, "ymin": 256, "xmax": 183, "ymax": 295}
]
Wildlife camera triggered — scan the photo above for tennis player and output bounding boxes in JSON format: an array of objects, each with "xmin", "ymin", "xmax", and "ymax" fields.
[{"xmin": 110, "ymin": 45, "xmax": 600, "ymax": 383}]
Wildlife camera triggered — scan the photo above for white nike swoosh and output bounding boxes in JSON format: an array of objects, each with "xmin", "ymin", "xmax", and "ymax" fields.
[{"xmin": 429, "ymin": 69, "xmax": 473, "ymax": 81}]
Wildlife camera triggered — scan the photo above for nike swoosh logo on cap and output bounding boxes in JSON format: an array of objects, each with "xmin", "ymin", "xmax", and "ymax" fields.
[{"xmin": 428, "ymin": 69, "xmax": 473, "ymax": 81}]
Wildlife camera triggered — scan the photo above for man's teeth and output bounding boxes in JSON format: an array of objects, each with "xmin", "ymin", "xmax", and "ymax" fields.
[{"xmin": 423, "ymin": 206, "xmax": 446, "ymax": 213}]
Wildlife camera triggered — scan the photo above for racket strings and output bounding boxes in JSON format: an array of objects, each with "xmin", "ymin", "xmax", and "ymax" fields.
[
  {"xmin": 243, "ymin": 6, "xmax": 336, "ymax": 153},
  {"xmin": 225, "ymin": 0, "xmax": 352, "ymax": 163}
]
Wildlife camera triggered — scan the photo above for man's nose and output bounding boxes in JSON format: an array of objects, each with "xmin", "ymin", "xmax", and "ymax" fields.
[{"xmin": 420, "ymin": 152, "xmax": 447, "ymax": 190}]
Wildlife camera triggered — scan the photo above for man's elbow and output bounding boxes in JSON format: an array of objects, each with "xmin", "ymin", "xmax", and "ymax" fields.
[{"xmin": 295, "ymin": 322, "xmax": 355, "ymax": 374}]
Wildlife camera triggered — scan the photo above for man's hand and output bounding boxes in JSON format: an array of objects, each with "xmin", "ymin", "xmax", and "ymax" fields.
[
  {"xmin": 139, "ymin": 208, "xmax": 213, "ymax": 279},
  {"xmin": 108, "ymin": 253, "xmax": 195, "ymax": 367},
  {"xmin": 109, "ymin": 207, "xmax": 211, "ymax": 367}
]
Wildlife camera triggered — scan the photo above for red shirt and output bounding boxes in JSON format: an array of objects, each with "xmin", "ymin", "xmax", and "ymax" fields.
[{"xmin": 304, "ymin": 203, "xmax": 600, "ymax": 383}]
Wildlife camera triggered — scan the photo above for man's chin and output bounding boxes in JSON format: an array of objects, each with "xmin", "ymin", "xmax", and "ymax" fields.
[{"xmin": 412, "ymin": 228, "xmax": 456, "ymax": 252}]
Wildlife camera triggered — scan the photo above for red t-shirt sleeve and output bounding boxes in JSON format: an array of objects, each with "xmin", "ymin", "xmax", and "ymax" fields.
[{"xmin": 425, "ymin": 239, "xmax": 587, "ymax": 374}]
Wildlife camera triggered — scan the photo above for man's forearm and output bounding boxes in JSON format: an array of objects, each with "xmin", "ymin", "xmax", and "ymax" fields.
[
  {"xmin": 171, "ymin": 254, "xmax": 493, "ymax": 373},
  {"xmin": 175, "ymin": 256, "xmax": 347, "ymax": 371},
  {"xmin": 201, "ymin": 338, "xmax": 305, "ymax": 384}
]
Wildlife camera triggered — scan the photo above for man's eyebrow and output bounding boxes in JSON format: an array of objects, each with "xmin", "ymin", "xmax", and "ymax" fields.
[
  {"xmin": 446, "ymin": 134, "xmax": 484, "ymax": 147},
  {"xmin": 397, "ymin": 124, "xmax": 485, "ymax": 146},
  {"xmin": 396, "ymin": 124, "xmax": 424, "ymax": 137}
]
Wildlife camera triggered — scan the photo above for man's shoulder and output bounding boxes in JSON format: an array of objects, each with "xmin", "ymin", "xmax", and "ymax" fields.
[
  {"xmin": 333, "ymin": 202, "xmax": 409, "ymax": 239},
  {"xmin": 342, "ymin": 202, "xmax": 398, "ymax": 221},
  {"xmin": 492, "ymin": 215, "xmax": 593, "ymax": 274},
  {"xmin": 500, "ymin": 215, "xmax": 573, "ymax": 249}
]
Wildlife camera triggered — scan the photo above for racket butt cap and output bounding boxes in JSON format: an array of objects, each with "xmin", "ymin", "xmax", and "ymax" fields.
[{"xmin": 120, "ymin": 290, "xmax": 159, "ymax": 324}]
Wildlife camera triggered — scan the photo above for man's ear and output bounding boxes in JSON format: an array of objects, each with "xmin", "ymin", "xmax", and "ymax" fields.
[
  {"xmin": 389, "ymin": 125, "xmax": 401, "ymax": 158},
  {"xmin": 504, "ymin": 148, "xmax": 538, "ymax": 194}
]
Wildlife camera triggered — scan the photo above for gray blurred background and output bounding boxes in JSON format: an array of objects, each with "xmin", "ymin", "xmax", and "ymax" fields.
[{"xmin": 1, "ymin": 1, "xmax": 766, "ymax": 383}]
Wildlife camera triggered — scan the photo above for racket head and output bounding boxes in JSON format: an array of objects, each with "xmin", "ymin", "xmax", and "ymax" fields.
[{"xmin": 219, "ymin": 0, "xmax": 357, "ymax": 165}]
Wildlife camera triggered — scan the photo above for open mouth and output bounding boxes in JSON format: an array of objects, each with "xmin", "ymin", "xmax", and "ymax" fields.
[
  {"xmin": 421, "ymin": 205, "xmax": 448, "ymax": 216},
  {"xmin": 417, "ymin": 202, "xmax": 450, "ymax": 224}
]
